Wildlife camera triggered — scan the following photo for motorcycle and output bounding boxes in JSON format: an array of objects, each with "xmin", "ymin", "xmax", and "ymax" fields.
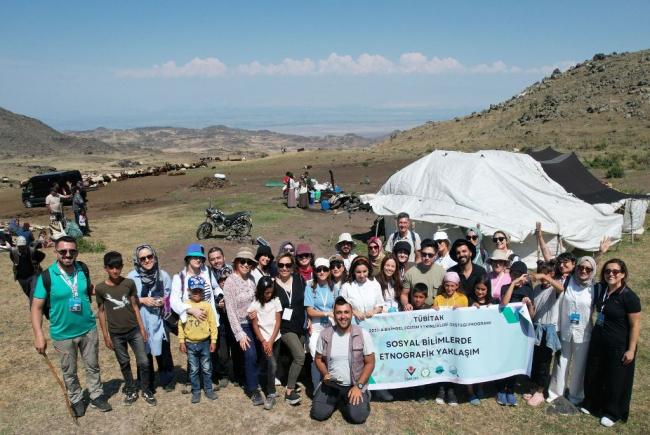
[{"xmin": 196, "ymin": 203, "xmax": 252, "ymax": 240}]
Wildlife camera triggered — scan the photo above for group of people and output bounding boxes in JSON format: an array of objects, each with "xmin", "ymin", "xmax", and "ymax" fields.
[
  {"xmin": 283, "ymin": 171, "xmax": 315, "ymax": 209},
  {"xmin": 45, "ymin": 181, "xmax": 90, "ymax": 236},
  {"xmin": 25, "ymin": 211, "xmax": 640, "ymax": 427}
]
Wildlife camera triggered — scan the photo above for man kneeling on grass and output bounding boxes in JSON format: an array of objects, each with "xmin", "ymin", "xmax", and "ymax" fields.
[{"xmin": 311, "ymin": 296, "xmax": 375, "ymax": 424}]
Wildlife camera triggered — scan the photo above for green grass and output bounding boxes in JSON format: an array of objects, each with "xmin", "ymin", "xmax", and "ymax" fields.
[{"xmin": 76, "ymin": 237, "xmax": 106, "ymax": 253}]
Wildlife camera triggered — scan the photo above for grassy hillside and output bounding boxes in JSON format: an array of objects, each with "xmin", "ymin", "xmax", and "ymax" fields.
[
  {"xmin": 0, "ymin": 107, "xmax": 115, "ymax": 157},
  {"xmin": 376, "ymin": 49, "xmax": 650, "ymax": 173}
]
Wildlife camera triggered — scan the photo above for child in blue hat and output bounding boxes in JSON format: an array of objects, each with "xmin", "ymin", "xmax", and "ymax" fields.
[{"xmin": 179, "ymin": 275, "xmax": 218, "ymax": 403}]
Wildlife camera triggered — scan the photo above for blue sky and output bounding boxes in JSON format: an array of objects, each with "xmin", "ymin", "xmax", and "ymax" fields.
[{"xmin": 1, "ymin": 0, "xmax": 649, "ymax": 133}]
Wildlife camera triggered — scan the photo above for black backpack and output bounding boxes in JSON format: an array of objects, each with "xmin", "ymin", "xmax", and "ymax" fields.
[{"xmin": 30, "ymin": 262, "xmax": 92, "ymax": 320}]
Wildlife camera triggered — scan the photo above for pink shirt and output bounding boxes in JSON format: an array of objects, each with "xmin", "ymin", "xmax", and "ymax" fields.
[{"xmin": 490, "ymin": 272, "xmax": 511, "ymax": 301}]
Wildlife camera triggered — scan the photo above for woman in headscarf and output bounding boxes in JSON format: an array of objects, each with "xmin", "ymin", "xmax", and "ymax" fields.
[
  {"xmin": 367, "ymin": 236, "xmax": 386, "ymax": 277},
  {"xmin": 548, "ymin": 256, "xmax": 597, "ymax": 405},
  {"xmin": 465, "ymin": 227, "xmax": 488, "ymax": 269},
  {"xmin": 276, "ymin": 240, "xmax": 295, "ymax": 258},
  {"xmin": 128, "ymin": 244, "xmax": 175, "ymax": 392}
]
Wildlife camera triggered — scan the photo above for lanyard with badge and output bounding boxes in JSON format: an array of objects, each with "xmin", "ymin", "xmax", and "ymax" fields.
[
  {"xmin": 282, "ymin": 284, "xmax": 293, "ymax": 321},
  {"xmin": 596, "ymin": 285, "xmax": 614, "ymax": 326},
  {"xmin": 318, "ymin": 285, "xmax": 332, "ymax": 325},
  {"xmin": 58, "ymin": 263, "xmax": 81, "ymax": 312},
  {"xmin": 567, "ymin": 287, "xmax": 581, "ymax": 325}
]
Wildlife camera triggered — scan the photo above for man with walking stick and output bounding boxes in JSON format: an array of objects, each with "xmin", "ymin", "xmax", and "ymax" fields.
[{"xmin": 31, "ymin": 235, "xmax": 112, "ymax": 418}]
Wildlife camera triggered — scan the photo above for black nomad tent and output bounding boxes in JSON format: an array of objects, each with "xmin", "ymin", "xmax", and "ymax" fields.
[{"xmin": 529, "ymin": 147, "xmax": 649, "ymax": 234}]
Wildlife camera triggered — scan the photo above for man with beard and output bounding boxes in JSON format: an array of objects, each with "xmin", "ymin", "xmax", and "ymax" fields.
[
  {"xmin": 310, "ymin": 296, "xmax": 375, "ymax": 424},
  {"xmin": 335, "ymin": 233, "xmax": 358, "ymax": 272},
  {"xmin": 401, "ymin": 239, "xmax": 446, "ymax": 310},
  {"xmin": 206, "ymin": 246, "xmax": 233, "ymax": 389},
  {"xmin": 448, "ymin": 239, "xmax": 487, "ymax": 295}
]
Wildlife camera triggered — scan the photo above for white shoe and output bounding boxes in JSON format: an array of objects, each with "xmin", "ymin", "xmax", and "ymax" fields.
[
  {"xmin": 275, "ymin": 378, "xmax": 281, "ymax": 386},
  {"xmin": 579, "ymin": 407, "xmax": 590, "ymax": 415},
  {"xmin": 600, "ymin": 417, "xmax": 615, "ymax": 428}
]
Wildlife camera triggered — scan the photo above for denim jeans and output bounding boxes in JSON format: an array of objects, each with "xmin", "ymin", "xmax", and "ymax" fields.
[
  {"xmin": 110, "ymin": 328, "xmax": 150, "ymax": 394},
  {"xmin": 241, "ymin": 324, "xmax": 259, "ymax": 394},
  {"xmin": 52, "ymin": 327, "xmax": 103, "ymax": 404},
  {"xmin": 265, "ymin": 340, "xmax": 281, "ymax": 396},
  {"xmin": 187, "ymin": 339, "xmax": 213, "ymax": 394}
]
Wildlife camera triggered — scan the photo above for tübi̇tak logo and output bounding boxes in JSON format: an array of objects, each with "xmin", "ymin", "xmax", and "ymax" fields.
[{"xmin": 406, "ymin": 366, "xmax": 416, "ymax": 376}]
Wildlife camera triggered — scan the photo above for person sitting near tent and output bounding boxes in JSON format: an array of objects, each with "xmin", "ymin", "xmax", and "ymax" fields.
[
  {"xmin": 15, "ymin": 222, "xmax": 35, "ymax": 246},
  {"xmin": 447, "ymin": 239, "xmax": 487, "ymax": 295},
  {"xmin": 335, "ymin": 233, "xmax": 358, "ymax": 272},
  {"xmin": 366, "ymin": 237, "xmax": 385, "ymax": 277},
  {"xmin": 465, "ymin": 227, "xmax": 488, "ymax": 269},
  {"xmin": 432, "ymin": 231, "xmax": 456, "ymax": 270},
  {"xmin": 401, "ymin": 239, "xmax": 445, "ymax": 311},
  {"xmin": 491, "ymin": 230, "xmax": 519, "ymax": 266},
  {"xmin": 392, "ymin": 241, "xmax": 414, "ymax": 281},
  {"xmin": 385, "ymin": 212, "xmax": 422, "ymax": 263}
]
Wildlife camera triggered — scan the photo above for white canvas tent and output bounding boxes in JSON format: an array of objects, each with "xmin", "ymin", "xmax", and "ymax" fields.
[{"xmin": 362, "ymin": 150, "xmax": 623, "ymax": 267}]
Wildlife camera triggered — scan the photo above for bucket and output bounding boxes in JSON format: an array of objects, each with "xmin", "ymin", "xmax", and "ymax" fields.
[{"xmin": 321, "ymin": 199, "xmax": 330, "ymax": 211}]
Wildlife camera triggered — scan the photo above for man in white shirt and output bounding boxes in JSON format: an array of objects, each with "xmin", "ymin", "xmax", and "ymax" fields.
[
  {"xmin": 311, "ymin": 296, "xmax": 375, "ymax": 424},
  {"xmin": 335, "ymin": 233, "xmax": 358, "ymax": 271},
  {"xmin": 385, "ymin": 212, "xmax": 421, "ymax": 263},
  {"xmin": 45, "ymin": 188, "xmax": 70, "ymax": 222}
]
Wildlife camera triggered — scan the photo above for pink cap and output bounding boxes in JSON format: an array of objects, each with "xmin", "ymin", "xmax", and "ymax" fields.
[{"xmin": 443, "ymin": 271, "xmax": 460, "ymax": 284}]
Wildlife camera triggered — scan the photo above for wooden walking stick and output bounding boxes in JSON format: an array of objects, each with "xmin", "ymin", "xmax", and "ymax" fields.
[{"xmin": 43, "ymin": 353, "xmax": 79, "ymax": 426}]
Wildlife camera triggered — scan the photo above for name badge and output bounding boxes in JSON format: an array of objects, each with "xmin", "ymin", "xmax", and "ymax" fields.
[
  {"xmin": 69, "ymin": 297, "xmax": 82, "ymax": 312},
  {"xmin": 596, "ymin": 312, "xmax": 605, "ymax": 326},
  {"xmin": 282, "ymin": 308, "xmax": 293, "ymax": 321},
  {"xmin": 569, "ymin": 312, "xmax": 581, "ymax": 325}
]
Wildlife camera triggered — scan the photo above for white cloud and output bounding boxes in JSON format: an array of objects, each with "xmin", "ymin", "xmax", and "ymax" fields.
[
  {"xmin": 117, "ymin": 57, "xmax": 227, "ymax": 78},
  {"xmin": 116, "ymin": 53, "xmax": 576, "ymax": 78}
]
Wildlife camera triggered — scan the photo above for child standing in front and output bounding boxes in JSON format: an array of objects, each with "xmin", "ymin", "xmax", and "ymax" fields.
[
  {"xmin": 179, "ymin": 276, "xmax": 218, "ymax": 404},
  {"xmin": 433, "ymin": 272, "xmax": 469, "ymax": 406},
  {"xmin": 96, "ymin": 251, "xmax": 156, "ymax": 406},
  {"xmin": 525, "ymin": 262, "xmax": 564, "ymax": 406},
  {"xmin": 248, "ymin": 276, "xmax": 283, "ymax": 410},
  {"xmin": 411, "ymin": 283, "xmax": 432, "ymax": 310},
  {"xmin": 466, "ymin": 274, "xmax": 498, "ymax": 405}
]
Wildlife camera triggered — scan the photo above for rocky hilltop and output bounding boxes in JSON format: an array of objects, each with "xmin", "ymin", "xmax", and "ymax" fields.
[
  {"xmin": 377, "ymin": 49, "xmax": 650, "ymax": 169},
  {"xmin": 0, "ymin": 107, "xmax": 115, "ymax": 157},
  {"xmin": 67, "ymin": 124, "xmax": 373, "ymax": 156}
]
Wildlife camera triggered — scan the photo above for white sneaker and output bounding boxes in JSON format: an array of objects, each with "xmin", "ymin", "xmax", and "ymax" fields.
[
  {"xmin": 579, "ymin": 407, "xmax": 590, "ymax": 415},
  {"xmin": 600, "ymin": 417, "xmax": 615, "ymax": 428},
  {"xmin": 275, "ymin": 378, "xmax": 281, "ymax": 386}
]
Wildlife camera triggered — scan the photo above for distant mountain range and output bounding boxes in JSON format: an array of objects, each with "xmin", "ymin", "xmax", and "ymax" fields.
[
  {"xmin": 65, "ymin": 125, "xmax": 373, "ymax": 155},
  {"xmin": 376, "ymin": 49, "xmax": 650, "ymax": 168},
  {"xmin": 0, "ymin": 107, "xmax": 115, "ymax": 156}
]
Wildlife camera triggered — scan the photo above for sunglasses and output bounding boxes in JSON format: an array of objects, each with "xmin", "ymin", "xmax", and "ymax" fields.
[
  {"xmin": 604, "ymin": 268, "xmax": 622, "ymax": 276},
  {"xmin": 298, "ymin": 254, "xmax": 312, "ymax": 259},
  {"xmin": 277, "ymin": 262, "xmax": 293, "ymax": 269},
  {"xmin": 578, "ymin": 265, "xmax": 593, "ymax": 273},
  {"xmin": 139, "ymin": 254, "xmax": 154, "ymax": 263},
  {"xmin": 315, "ymin": 266, "xmax": 330, "ymax": 273},
  {"xmin": 395, "ymin": 250, "xmax": 409, "ymax": 256},
  {"xmin": 421, "ymin": 252, "xmax": 435, "ymax": 258},
  {"xmin": 57, "ymin": 249, "xmax": 78, "ymax": 257},
  {"xmin": 330, "ymin": 262, "xmax": 343, "ymax": 269},
  {"xmin": 239, "ymin": 259, "xmax": 255, "ymax": 266},
  {"xmin": 434, "ymin": 240, "xmax": 446, "ymax": 244},
  {"xmin": 369, "ymin": 245, "xmax": 380, "ymax": 250},
  {"xmin": 466, "ymin": 235, "xmax": 478, "ymax": 241},
  {"xmin": 493, "ymin": 237, "xmax": 506, "ymax": 243}
]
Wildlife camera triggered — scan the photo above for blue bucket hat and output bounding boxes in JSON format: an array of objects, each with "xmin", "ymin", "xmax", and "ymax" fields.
[
  {"xmin": 185, "ymin": 243, "xmax": 206, "ymax": 259},
  {"xmin": 188, "ymin": 275, "xmax": 206, "ymax": 290}
]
